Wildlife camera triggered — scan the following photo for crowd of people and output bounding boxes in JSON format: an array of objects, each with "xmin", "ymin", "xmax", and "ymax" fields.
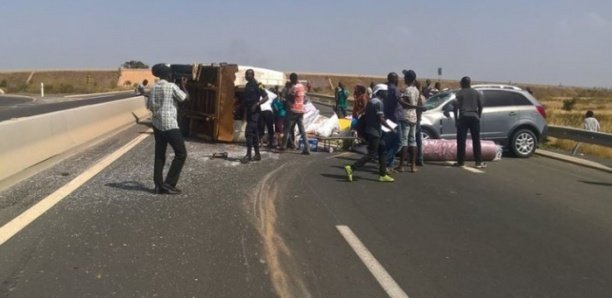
[
  {"xmin": 144, "ymin": 64, "xmax": 488, "ymax": 194},
  {"xmin": 344, "ymin": 70, "xmax": 481, "ymax": 183}
]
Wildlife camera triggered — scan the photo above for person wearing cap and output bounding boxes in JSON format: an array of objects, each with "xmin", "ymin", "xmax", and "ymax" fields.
[
  {"xmin": 453, "ymin": 76, "xmax": 486, "ymax": 168},
  {"xmin": 240, "ymin": 69, "xmax": 269, "ymax": 163},
  {"xmin": 147, "ymin": 64, "xmax": 189, "ymax": 194},
  {"xmin": 383, "ymin": 72, "xmax": 404, "ymax": 170},
  {"xmin": 344, "ymin": 84, "xmax": 396, "ymax": 183},
  {"xmin": 396, "ymin": 69, "xmax": 421, "ymax": 172}
]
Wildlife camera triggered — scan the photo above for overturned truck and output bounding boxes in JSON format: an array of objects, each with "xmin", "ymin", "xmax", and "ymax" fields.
[{"xmin": 168, "ymin": 63, "xmax": 286, "ymax": 142}]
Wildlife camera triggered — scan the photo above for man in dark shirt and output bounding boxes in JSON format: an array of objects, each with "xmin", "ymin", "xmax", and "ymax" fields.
[
  {"xmin": 453, "ymin": 76, "xmax": 486, "ymax": 168},
  {"xmin": 241, "ymin": 69, "xmax": 269, "ymax": 163},
  {"xmin": 344, "ymin": 84, "xmax": 396, "ymax": 183},
  {"xmin": 383, "ymin": 72, "xmax": 404, "ymax": 170}
]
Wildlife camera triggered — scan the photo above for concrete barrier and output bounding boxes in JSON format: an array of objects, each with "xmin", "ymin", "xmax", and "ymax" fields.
[{"xmin": 0, "ymin": 96, "xmax": 150, "ymax": 182}]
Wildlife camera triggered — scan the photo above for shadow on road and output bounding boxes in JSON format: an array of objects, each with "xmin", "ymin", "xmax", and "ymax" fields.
[
  {"xmin": 579, "ymin": 180, "xmax": 612, "ymax": 187},
  {"xmin": 105, "ymin": 181, "xmax": 153, "ymax": 193}
]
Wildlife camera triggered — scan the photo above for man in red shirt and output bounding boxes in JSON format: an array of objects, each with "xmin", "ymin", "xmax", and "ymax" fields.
[{"xmin": 279, "ymin": 73, "xmax": 310, "ymax": 155}]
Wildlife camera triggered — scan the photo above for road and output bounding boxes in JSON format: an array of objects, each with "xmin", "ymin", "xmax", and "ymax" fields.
[
  {"xmin": 0, "ymin": 103, "xmax": 611, "ymax": 297},
  {"xmin": 0, "ymin": 92, "xmax": 135, "ymax": 122},
  {"xmin": 0, "ymin": 95, "xmax": 33, "ymax": 107}
]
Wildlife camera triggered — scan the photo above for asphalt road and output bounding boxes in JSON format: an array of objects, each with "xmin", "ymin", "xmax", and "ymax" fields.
[
  {"xmin": 0, "ymin": 95, "xmax": 33, "ymax": 107},
  {"xmin": 0, "ymin": 92, "xmax": 135, "ymax": 122},
  {"xmin": 0, "ymin": 110, "xmax": 611, "ymax": 297}
]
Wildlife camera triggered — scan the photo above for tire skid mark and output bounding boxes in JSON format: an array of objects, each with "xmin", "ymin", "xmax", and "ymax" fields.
[{"xmin": 249, "ymin": 163, "xmax": 311, "ymax": 298}]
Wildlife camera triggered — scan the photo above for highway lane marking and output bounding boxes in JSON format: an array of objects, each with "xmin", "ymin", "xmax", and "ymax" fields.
[
  {"xmin": 336, "ymin": 225, "xmax": 409, "ymax": 298},
  {"xmin": 445, "ymin": 161, "xmax": 485, "ymax": 174},
  {"xmin": 0, "ymin": 131, "xmax": 151, "ymax": 247}
]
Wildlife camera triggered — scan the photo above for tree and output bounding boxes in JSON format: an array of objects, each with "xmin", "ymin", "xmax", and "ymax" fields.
[{"xmin": 122, "ymin": 60, "xmax": 149, "ymax": 69}]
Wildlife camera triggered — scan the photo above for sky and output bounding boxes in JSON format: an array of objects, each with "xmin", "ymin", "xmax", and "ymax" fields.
[{"xmin": 1, "ymin": 0, "xmax": 611, "ymax": 88}]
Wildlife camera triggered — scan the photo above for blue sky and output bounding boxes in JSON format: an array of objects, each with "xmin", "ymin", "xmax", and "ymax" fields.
[{"xmin": 1, "ymin": 0, "xmax": 611, "ymax": 87}]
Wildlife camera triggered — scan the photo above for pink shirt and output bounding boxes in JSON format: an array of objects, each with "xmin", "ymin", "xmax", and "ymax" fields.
[{"xmin": 290, "ymin": 83, "xmax": 306, "ymax": 113}]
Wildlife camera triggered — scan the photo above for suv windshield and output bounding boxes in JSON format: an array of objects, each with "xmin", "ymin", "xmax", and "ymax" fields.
[{"xmin": 424, "ymin": 92, "xmax": 453, "ymax": 110}]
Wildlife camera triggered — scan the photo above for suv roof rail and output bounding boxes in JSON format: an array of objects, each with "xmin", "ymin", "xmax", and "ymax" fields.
[{"xmin": 472, "ymin": 84, "xmax": 523, "ymax": 91}]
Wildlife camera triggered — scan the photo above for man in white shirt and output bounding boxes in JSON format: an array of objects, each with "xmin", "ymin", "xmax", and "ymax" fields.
[
  {"xmin": 584, "ymin": 110, "xmax": 600, "ymax": 132},
  {"xmin": 147, "ymin": 64, "xmax": 189, "ymax": 194},
  {"xmin": 397, "ymin": 70, "xmax": 420, "ymax": 172}
]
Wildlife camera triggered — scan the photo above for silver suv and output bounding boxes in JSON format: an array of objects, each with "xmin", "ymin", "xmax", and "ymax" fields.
[{"xmin": 420, "ymin": 85, "xmax": 548, "ymax": 158}]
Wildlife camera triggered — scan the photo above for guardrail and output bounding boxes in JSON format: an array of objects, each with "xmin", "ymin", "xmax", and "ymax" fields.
[
  {"xmin": 307, "ymin": 93, "xmax": 354, "ymax": 110},
  {"xmin": 547, "ymin": 125, "xmax": 612, "ymax": 147}
]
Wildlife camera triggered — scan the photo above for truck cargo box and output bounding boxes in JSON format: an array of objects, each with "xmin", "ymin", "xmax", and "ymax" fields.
[{"xmin": 171, "ymin": 63, "xmax": 286, "ymax": 142}]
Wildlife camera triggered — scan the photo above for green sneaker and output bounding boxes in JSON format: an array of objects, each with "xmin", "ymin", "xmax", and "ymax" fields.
[
  {"xmin": 344, "ymin": 165, "xmax": 353, "ymax": 182},
  {"xmin": 379, "ymin": 175, "xmax": 395, "ymax": 182}
]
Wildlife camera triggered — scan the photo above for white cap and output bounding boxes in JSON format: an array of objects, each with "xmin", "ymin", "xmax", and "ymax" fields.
[{"xmin": 372, "ymin": 83, "xmax": 388, "ymax": 96}]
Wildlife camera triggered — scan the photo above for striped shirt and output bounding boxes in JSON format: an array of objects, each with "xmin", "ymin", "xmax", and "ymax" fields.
[{"xmin": 147, "ymin": 80, "xmax": 188, "ymax": 131}]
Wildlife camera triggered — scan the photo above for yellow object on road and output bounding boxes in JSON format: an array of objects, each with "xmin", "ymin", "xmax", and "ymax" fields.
[{"xmin": 338, "ymin": 118, "xmax": 352, "ymax": 132}]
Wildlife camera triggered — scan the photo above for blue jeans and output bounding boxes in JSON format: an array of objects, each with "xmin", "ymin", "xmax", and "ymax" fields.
[
  {"xmin": 336, "ymin": 106, "xmax": 347, "ymax": 118},
  {"xmin": 384, "ymin": 124, "xmax": 402, "ymax": 167},
  {"xmin": 282, "ymin": 111, "xmax": 309, "ymax": 153},
  {"xmin": 416, "ymin": 123, "xmax": 424, "ymax": 164}
]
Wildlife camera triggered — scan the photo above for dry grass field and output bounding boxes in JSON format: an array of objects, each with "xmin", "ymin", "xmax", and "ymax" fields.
[{"xmin": 0, "ymin": 70, "xmax": 126, "ymax": 94}]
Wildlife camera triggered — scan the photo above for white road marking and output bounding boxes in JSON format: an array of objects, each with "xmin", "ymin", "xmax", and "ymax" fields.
[
  {"xmin": 463, "ymin": 166, "xmax": 484, "ymax": 174},
  {"xmin": 336, "ymin": 225, "xmax": 409, "ymax": 298},
  {"xmin": 0, "ymin": 131, "xmax": 151, "ymax": 247},
  {"xmin": 445, "ymin": 161, "xmax": 485, "ymax": 174}
]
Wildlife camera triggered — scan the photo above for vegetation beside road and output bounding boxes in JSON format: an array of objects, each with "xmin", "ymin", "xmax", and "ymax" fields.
[{"xmin": 0, "ymin": 70, "xmax": 129, "ymax": 95}]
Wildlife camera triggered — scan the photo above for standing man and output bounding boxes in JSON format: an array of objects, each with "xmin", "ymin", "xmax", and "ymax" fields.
[
  {"xmin": 344, "ymin": 84, "xmax": 395, "ymax": 182},
  {"xmin": 136, "ymin": 79, "xmax": 149, "ymax": 96},
  {"xmin": 147, "ymin": 64, "xmax": 189, "ymax": 195},
  {"xmin": 241, "ymin": 69, "xmax": 269, "ymax": 163},
  {"xmin": 280, "ymin": 73, "xmax": 310, "ymax": 155},
  {"xmin": 423, "ymin": 79, "xmax": 435, "ymax": 98},
  {"xmin": 414, "ymin": 80, "xmax": 426, "ymax": 167},
  {"xmin": 453, "ymin": 76, "xmax": 486, "ymax": 168},
  {"xmin": 383, "ymin": 72, "xmax": 404, "ymax": 170},
  {"xmin": 352, "ymin": 84, "xmax": 368, "ymax": 119},
  {"xmin": 396, "ymin": 70, "xmax": 420, "ymax": 173},
  {"xmin": 335, "ymin": 82, "xmax": 349, "ymax": 118}
]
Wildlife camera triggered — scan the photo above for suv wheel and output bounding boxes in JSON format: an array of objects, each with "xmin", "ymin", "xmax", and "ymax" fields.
[
  {"xmin": 511, "ymin": 129, "xmax": 537, "ymax": 158},
  {"xmin": 420, "ymin": 127, "xmax": 435, "ymax": 140}
]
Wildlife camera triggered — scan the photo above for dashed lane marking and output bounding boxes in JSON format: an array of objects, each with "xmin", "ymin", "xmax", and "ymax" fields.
[
  {"xmin": 445, "ymin": 161, "xmax": 485, "ymax": 174},
  {"xmin": 336, "ymin": 225, "xmax": 409, "ymax": 298},
  {"xmin": 0, "ymin": 131, "xmax": 151, "ymax": 247}
]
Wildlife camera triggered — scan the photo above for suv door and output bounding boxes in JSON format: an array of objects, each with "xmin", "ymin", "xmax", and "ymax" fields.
[
  {"xmin": 480, "ymin": 90, "xmax": 519, "ymax": 140},
  {"xmin": 439, "ymin": 101, "xmax": 457, "ymax": 139}
]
